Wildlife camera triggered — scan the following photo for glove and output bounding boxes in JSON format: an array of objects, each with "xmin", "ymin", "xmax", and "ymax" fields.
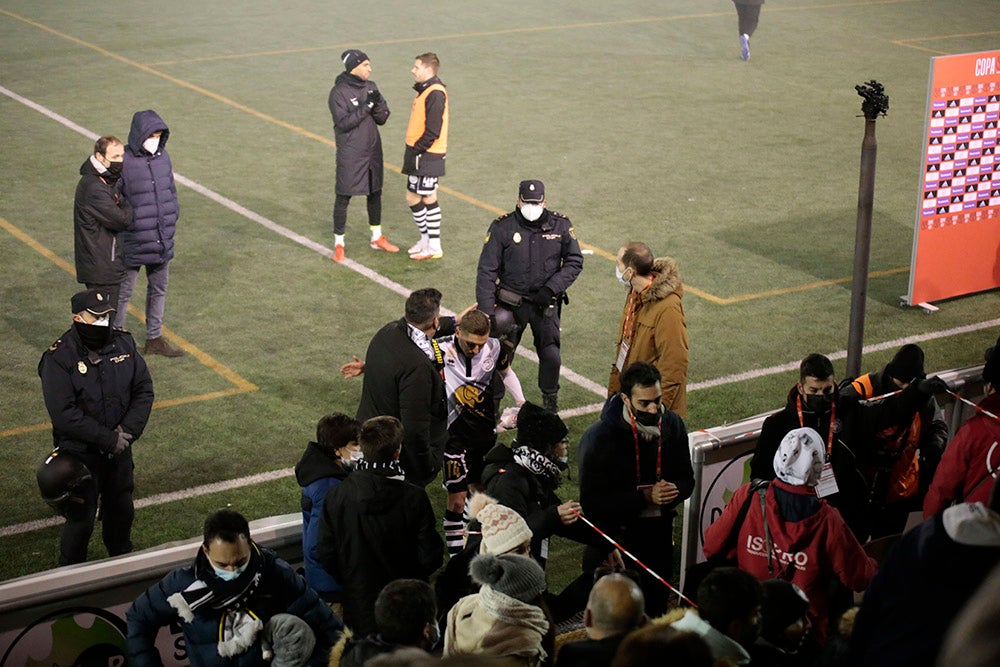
[
  {"xmin": 110, "ymin": 427, "xmax": 133, "ymax": 456},
  {"xmin": 366, "ymin": 89, "xmax": 382, "ymax": 108},
  {"xmin": 531, "ymin": 286, "xmax": 555, "ymax": 307},
  {"xmin": 916, "ymin": 376, "xmax": 950, "ymax": 396}
]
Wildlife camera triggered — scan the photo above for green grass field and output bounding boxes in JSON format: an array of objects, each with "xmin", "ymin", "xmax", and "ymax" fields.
[{"xmin": 1, "ymin": 0, "xmax": 998, "ymax": 587}]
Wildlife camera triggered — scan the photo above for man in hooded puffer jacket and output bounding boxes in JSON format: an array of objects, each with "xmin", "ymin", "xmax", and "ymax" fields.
[{"xmin": 114, "ymin": 109, "xmax": 183, "ymax": 357}]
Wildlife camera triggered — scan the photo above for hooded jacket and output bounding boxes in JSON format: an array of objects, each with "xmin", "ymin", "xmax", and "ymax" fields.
[
  {"xmin": 703, "ymin": 478, "xmax": 876, "ymax": 641},
  {"xmin": 607, "ymin": 256, "xmax": 689, "ymax": 418},
  {"xmin": 329, "ymin": 72, "xmax": 389, "ymax": 196},
  {"xmin": 120, "ymin": 110, "xmax": 179, "ymax": 267},
  {"xmin": 295, "ymin": 442, "xmax": 351, "ymax": 598},
  {"xmin": 316, "ymin": 468, "xmax": 443, "ymax": 636},
  {"xmin": 923, "ymin": 391, "xmax": 1000, "ymax": 515},
  {"xmin": 73, "ymin": 156, "xmax": 132, "ymax": 284},
  {"xmin": 749, "ymin": 385, "xmax": 872, "ymax": 540},
  {"xmin": 577, "ymin": 393, "xmax": 694, "ymax": 532}
]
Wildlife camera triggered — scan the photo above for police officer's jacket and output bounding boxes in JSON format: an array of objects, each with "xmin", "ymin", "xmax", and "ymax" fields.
[
  {"xmin": 475, "ymin": 208, "xmax": 583, "ymax": 314},
  {"xmin": 38, "ymin": 327, "xmax": 154, "ymax": 456}
]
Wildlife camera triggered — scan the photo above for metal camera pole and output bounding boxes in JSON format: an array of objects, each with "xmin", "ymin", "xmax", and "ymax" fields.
[{"xmin": 846, "ymin": 81, "xmax": 890, "ymax": 380}]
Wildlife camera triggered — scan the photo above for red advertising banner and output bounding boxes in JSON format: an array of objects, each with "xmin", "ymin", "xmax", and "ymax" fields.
[{"xmin": 906, "ymin": 51, "xmax": 1000, "ymax": 305}]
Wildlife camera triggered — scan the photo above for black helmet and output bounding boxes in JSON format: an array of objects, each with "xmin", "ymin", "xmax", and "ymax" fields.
[
  {"xmin": 490, "ymin": 307, "xmax": 519, "ymax": 340},
  {"xmin": 37, "ymin": 449, "xmax": 93, "ymax": 513}
]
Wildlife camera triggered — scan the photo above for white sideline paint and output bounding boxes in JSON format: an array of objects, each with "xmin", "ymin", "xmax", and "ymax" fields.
[{"xmin": 3, "ymin": 86, "xmax": 998, "ymax": 538}]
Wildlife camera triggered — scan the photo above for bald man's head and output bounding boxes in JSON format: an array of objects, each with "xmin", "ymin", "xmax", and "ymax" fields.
[{"xmin": 584, "ymin": 573, "xmax": 646, "ymax": 640}]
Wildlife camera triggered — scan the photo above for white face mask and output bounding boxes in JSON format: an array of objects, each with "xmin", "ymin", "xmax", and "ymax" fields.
[
  {"xmin": 349, "ymin": 450, "xmax": 364, "ymax": 462},
  {"xmin": 212, "ymin": 561, "xmax": 247, "ymax": 581},
  {"xmin": 143, "ymin": 137, "xmax": 160, "ymax": 155},
  {"xmin": 91, "ymin": 315, "xmax": 111, "ymax": 327},
  {"xmin": 520, "ymin": 203, "xmax": 544, "ymax": 222},
  {"xmin": 615, "ymin": 266, "xmax": 631, "ymax": 287}
]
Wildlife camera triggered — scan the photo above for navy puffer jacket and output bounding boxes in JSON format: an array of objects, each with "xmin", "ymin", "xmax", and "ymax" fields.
[{"xmin": 120, "ymin": 110, "xmax": 179, "ymax": 267}]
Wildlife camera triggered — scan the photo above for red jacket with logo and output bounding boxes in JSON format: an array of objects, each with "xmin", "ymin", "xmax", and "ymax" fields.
[
  {"xmin": 923, "ymin": 392, "xmax": 1000, "ymax": 517},
  {"xmin": 703, "ymin": 479, "xmax": 876, "ymax": 640}
]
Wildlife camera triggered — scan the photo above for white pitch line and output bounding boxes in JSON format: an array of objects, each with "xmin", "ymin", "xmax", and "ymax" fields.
[
  {"xmin": 688, "ymin": 317, "xmax": 1000, "ymax": 392},
  {"xmin": 1, "ymin": 84, "xmax": 603, "ymax": 398}
]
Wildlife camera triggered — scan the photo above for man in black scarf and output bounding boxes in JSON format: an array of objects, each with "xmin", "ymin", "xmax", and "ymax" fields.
[{"xmin": 126, "ymin": 509, "xmax": 343, "ymax": 666}]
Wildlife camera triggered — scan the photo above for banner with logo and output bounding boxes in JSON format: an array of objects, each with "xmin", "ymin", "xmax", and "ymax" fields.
[{"xmin": 906, "ymin": 50, "xmax": 1000, "ymax": 305}]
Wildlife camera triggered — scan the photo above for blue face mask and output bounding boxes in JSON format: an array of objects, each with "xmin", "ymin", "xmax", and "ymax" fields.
[{"xmin": 212, "ymin": 562, "xmax": 247, "ymax": 581}]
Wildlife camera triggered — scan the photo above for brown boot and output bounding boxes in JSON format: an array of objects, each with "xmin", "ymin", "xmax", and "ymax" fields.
[{"xmin": 143, "ymin": 336, "xmax": 184, "ymax": 357}]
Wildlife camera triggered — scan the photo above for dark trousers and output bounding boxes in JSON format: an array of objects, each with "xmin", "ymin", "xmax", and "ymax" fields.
[
  {"xmin": 583, "ymin": 518, "xmax": 675, "ymax": 617},
  {"xmin": 734, "ymin": 2, "xmax": 762, "ymax": 36},
  {"xmin": 333, "ymin": 191, "xmax": 382, "ymax": 235},
  {"xmin": 501, "ymin": 302, "xmax": 562, "ymax": 395},
  {"xmin": 59, "ymin": 448, "xmax": 135, "ymax": 565}
]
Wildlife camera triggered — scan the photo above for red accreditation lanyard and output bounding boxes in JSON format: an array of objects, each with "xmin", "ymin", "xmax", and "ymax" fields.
[
  {"xmin": 630, "ymin": 411, "xmax": 663, "ymax": 483},
  {"xmin": 619, "ymin": 281, "xmax": 653, "ymax": 347},
  {"xmin": 796, "ymin": 395, "xmax": 836, "ymax": 457}
]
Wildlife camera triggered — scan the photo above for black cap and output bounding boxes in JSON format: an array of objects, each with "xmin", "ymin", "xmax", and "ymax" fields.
[
  {"xmin": 518, "ymin": 180, "xmax": 545, "ymax": 203},
  {"xmin": 71, "ymin": 289, "xmax": 115, "ymax": 316},
  {"xmin": 342, "ymin": 49, "xmax": 369, "ymax": 73}
]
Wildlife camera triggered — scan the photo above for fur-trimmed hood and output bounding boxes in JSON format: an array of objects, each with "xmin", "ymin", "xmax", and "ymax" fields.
[{"xmin": 637, "ymin": 257, "xmax": 682, "ymax": 305}]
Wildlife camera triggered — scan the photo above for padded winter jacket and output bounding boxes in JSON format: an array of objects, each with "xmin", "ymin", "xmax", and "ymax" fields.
[
  {"xmin": 703, "ymin": 479, "xmax": 876, "ymax": 640},
  {"xmin": 120, "ymin": 110, "xmax": 178, "ymax": 267}
]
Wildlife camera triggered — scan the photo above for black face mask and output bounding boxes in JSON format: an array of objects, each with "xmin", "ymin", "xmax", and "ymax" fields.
[
  {"xmin": 106, "ymin": 160, "xmax": 123, "ymax": 176},
  {"xmin": 74, "ymin": 322, "xmax": 112, "ymax": 351},
  {"xmin": 802, "ymin": 392, "xmax": 834, "ymax": 413},
  {"xmin": 634, "ymin": 409, "xmax": 661, "ymax": 427}
]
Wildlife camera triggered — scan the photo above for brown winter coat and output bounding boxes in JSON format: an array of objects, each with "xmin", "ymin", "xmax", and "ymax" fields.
[{"xmin": 608, "ymin": 257, "xmax": 689, "ymax": 418}]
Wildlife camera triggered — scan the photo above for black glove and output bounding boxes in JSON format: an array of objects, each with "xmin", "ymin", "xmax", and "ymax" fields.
[
  {"xmin": 917, "ymin": 376, "xmax": 950, "ymax": 396},
  {"xmin": 531, "ymin": 286, "xmax": 556, "ymax": 307},
  {"xmin": 110, "ymin": 427, "xmax": 133, "ymax": 456},
  {"xmin": 366, "ymin": 89, "xmax": 382, "ymax": 108}
]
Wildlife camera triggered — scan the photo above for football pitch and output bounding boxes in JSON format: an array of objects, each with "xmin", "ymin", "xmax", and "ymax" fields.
[{"xmin": 0, "ymin": 0, "xmax": 998, "ymax": 585}]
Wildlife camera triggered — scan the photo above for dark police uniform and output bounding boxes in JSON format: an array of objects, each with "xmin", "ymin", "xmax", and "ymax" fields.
[
  {"xmin": 475, "ymin": 207, "xmax": 583, "ymax": 397},
  {"xmin": 38, "ymin": 326, "xmax": 153, "ymax": 564}
]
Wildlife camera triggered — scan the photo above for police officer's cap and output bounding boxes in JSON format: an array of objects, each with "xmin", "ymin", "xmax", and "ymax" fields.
[
  {"xmin": 37, "ymin": 449, "xmax": 93, "ymax": 512},
  {"xmin": 71, "ymin": 288, "xmax": 116, "ymax": 316},
  {"xmin": 518, "ymin": 180, "xmax": 545, "ymax": 203}
]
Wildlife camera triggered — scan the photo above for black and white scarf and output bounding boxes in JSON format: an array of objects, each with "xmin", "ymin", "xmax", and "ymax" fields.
[
  {"xmin": 512, "ymin": 444, "xmax": 562, "ymax": 484},
  {"xmin": 167, "ymin": 542, "xmax": 266, "ymax": 657},
  {"xmin": 355, "ymin": 457, "xmax": 406, "ymax": 480}
]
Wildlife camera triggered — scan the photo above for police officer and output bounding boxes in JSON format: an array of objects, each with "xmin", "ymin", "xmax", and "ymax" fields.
[
  {"xmin": 475, "ymin": 180, "xmax": 583, "ymax": 413},
  {"xmin": 38, "ymin": 288, "xmax": 154, "ymax": 565}
]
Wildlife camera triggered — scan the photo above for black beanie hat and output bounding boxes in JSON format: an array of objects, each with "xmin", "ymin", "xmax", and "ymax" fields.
[
  {"xmin": 516, "ymin": 402, "xmax": 568, "ymax": 451},
  {"xmin": 761, "ymin": 579, "xmax": 810, "ymax": 640},
  {"xmin": 885, "ymin": 344, "xmax": 926, "ymax": 384},
  {"xmin": 341, "ymin": 49, "xmax": 369, "ymax": 73}
]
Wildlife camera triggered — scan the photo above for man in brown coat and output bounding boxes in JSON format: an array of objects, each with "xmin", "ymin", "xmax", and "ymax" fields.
[{"xmin": 608, "ymin": 242, "xmax": 689, "ymax": 418}]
